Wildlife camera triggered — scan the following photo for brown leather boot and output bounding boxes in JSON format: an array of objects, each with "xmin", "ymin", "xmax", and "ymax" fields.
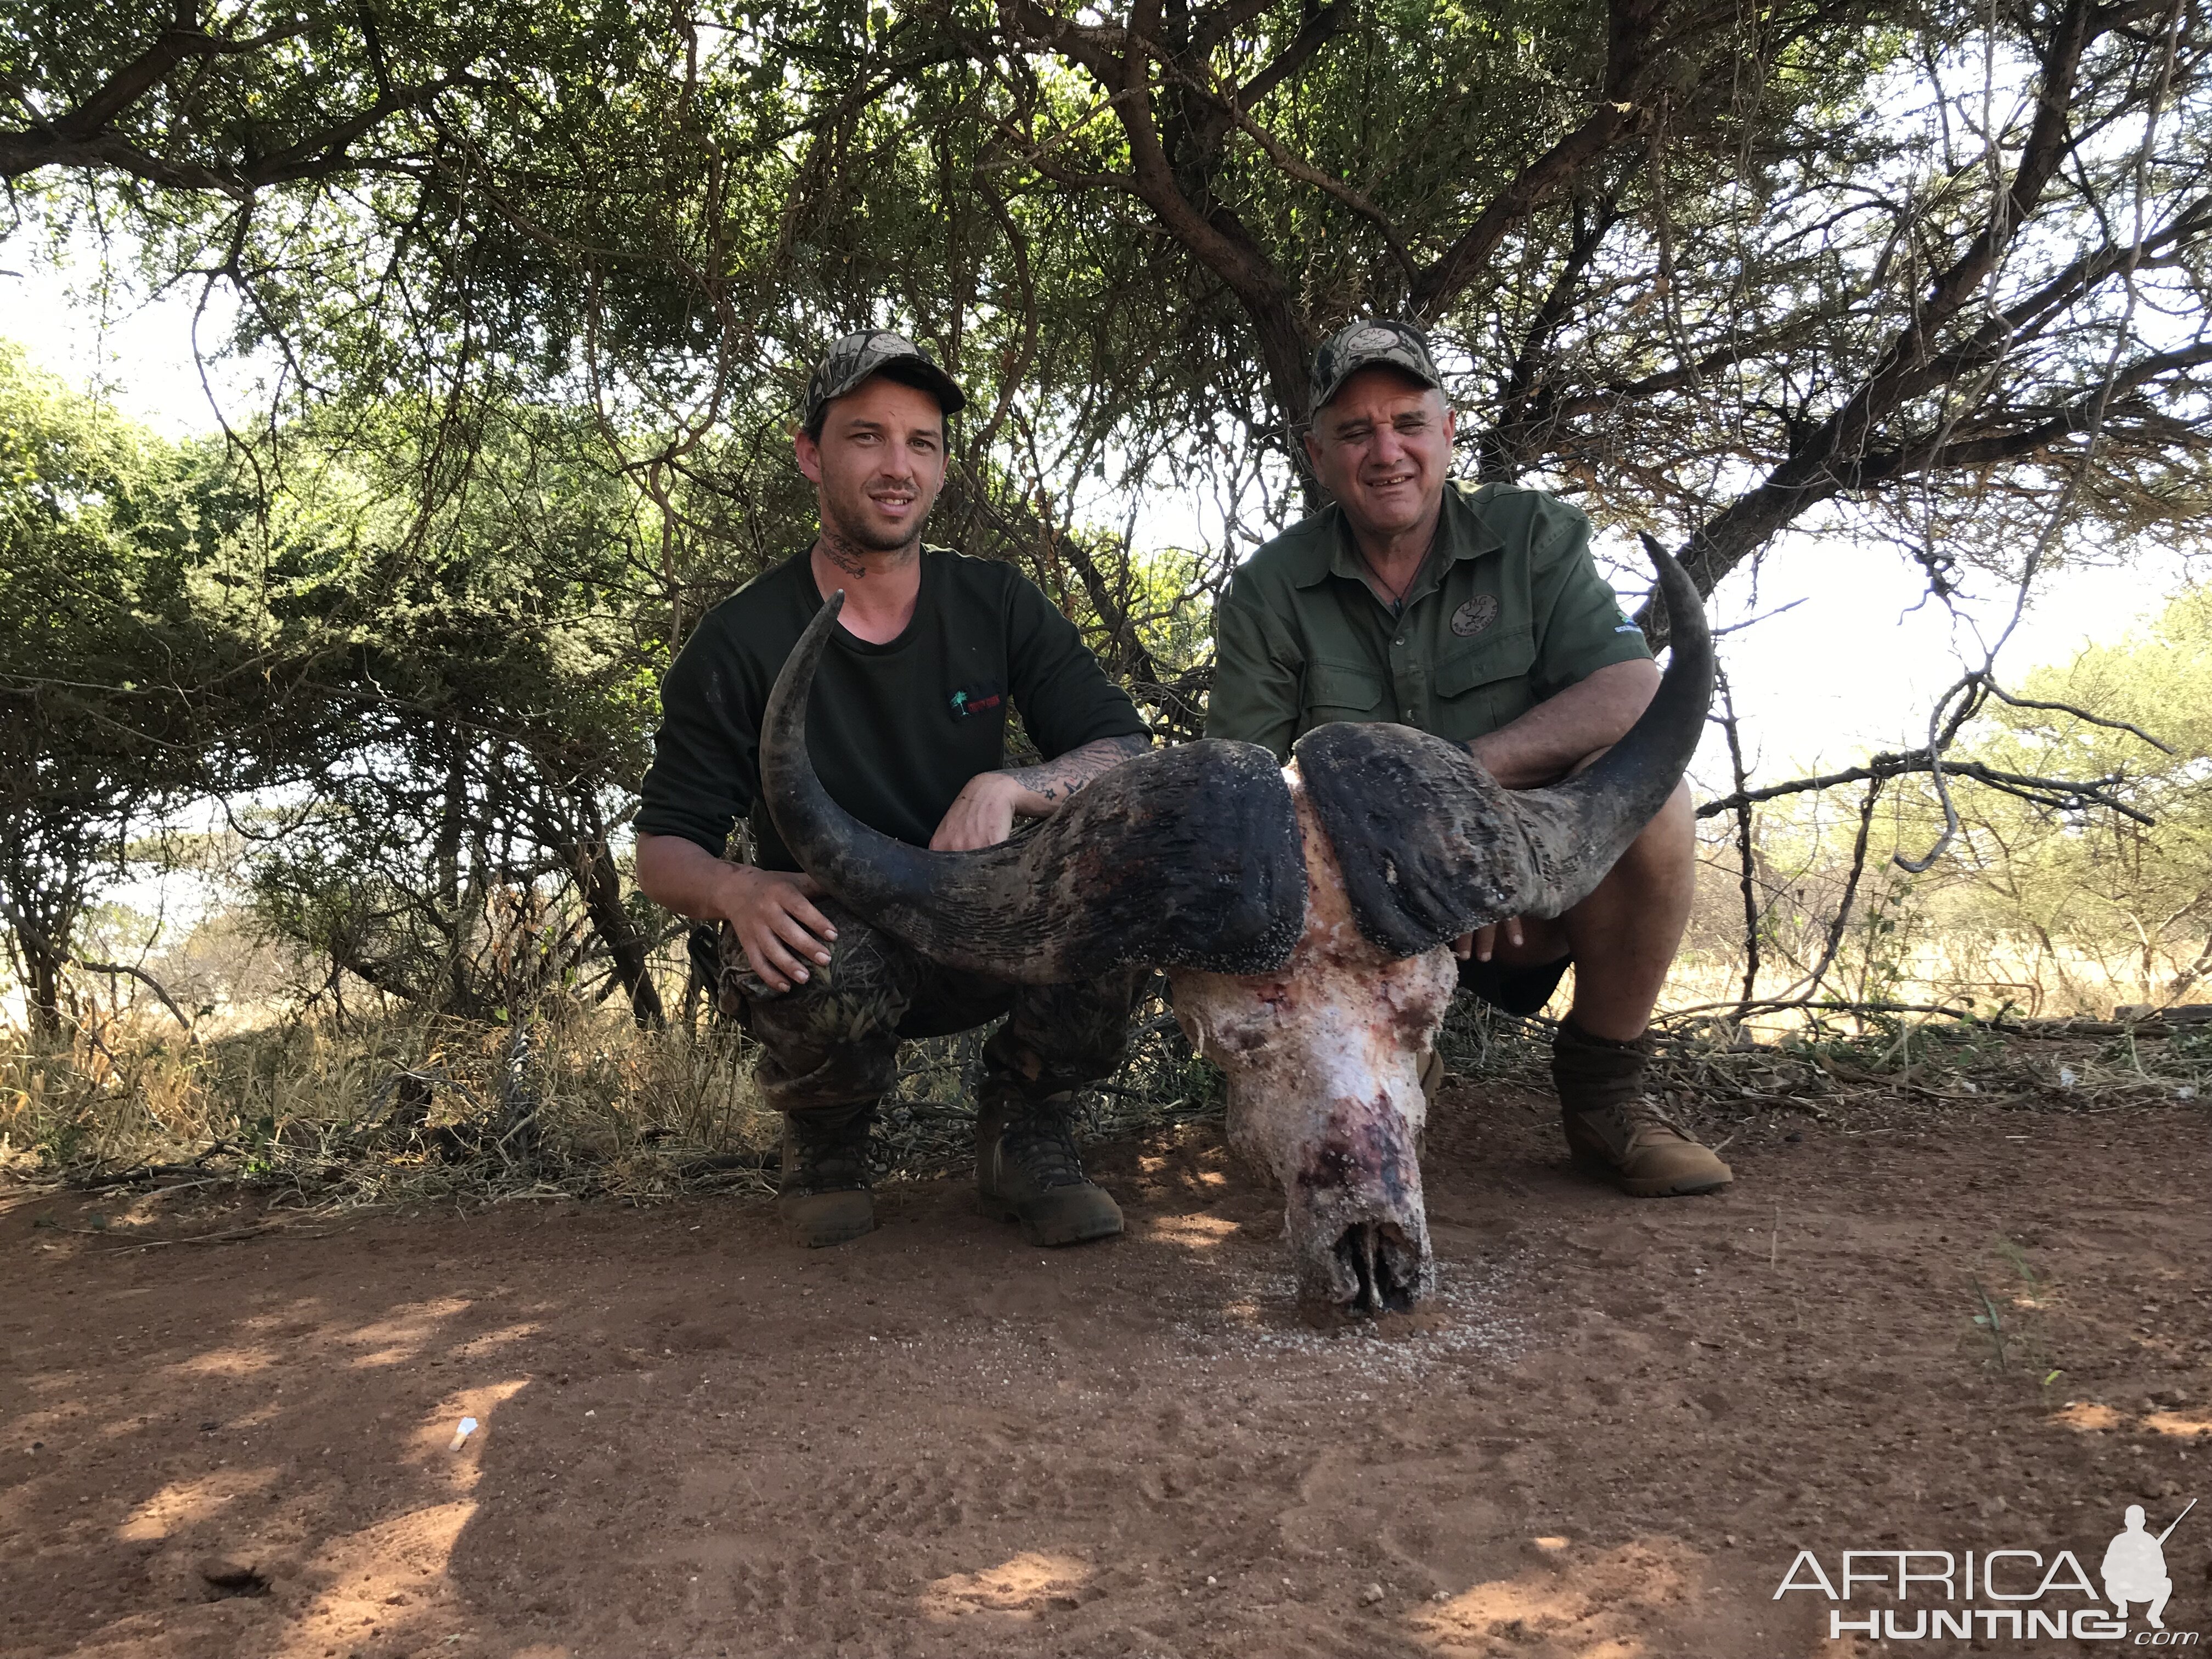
[
  {"xmin": 1552, "ymin": 1020, "xmax": 1731, "ymax": 1197},
  {"xmin": 976, "ymin": 1093, "xmax": 1124, "ymax": 1247},
  {"xmin": 777, "ymin": 1105, "xmax": 877, "ymax": 1246}
]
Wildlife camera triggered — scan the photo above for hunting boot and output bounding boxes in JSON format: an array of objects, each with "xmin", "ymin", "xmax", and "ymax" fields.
[
  {"xmin": 976, "ymin": 1092, "xmax": 1124, "ymax": 1247},
  {"xmin": 777, "ymin": 1103, "xmax": 877, "ymax": 1247},
  {"xmin": 1553, "ymin": 1019, "xmax": 1732, "ymax": 1197}
]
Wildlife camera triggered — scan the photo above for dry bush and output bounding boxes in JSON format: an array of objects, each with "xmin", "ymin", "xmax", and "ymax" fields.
[
  {"xmin": 0, "ymin": 972, "xmax": 1223, "ymax": 1205},
  {"xmin": 9, "ymin": 894, "xmax": 2205, "ymax": 1212},
  {"xmin": 0, "ymin": 997, "xmax": 775, "ymax": 1204}
]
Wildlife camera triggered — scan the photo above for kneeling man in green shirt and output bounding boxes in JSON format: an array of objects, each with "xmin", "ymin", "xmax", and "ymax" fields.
[
  {"xmin": 1206, "ymin": 319, "xmax": 1731, "ymax": 1197},
  {"xmin": 634, "ymin": 331, "xmax": 1153, "ymax": 1246}
]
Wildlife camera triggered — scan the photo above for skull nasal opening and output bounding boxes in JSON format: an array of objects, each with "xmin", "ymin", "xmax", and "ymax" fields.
[{"xmin": 1333, "ymin": 1220, "xmax": 1418, "ymax": 1315}]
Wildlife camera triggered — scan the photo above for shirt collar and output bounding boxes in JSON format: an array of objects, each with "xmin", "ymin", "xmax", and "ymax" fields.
[{"xmin": 1291, "ymin": 482, "xmax": 1506, "ymax": 590}]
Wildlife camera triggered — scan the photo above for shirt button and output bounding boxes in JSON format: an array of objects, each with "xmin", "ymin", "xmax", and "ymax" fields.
[{"xmin": 1394, "ymin": 637, "xmax": 1406, "ymax": 646}]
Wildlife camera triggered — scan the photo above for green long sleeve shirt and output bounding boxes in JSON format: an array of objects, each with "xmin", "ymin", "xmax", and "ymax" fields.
[{"xmin": 1205, "ymin": 481, "xmax": 1653, "ymax": 761}]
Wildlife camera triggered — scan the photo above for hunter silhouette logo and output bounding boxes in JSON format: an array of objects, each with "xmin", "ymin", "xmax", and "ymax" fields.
[
  {"xmin": 2106, "ymin": 1500, "xmax": 2192, "ymax": 1630},
  {"xmin": 1776, "ymin": 1498, "xmax": 2198, "ymax": 1643}
]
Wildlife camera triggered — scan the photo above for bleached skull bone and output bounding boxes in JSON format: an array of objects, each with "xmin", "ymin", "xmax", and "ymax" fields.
[
  {"xmin": 753, "ymin": 538, "xmax": 1712, "ymax": 1317},
  {"xmin": 1170, "ymin": 774, "xmax": 1457, "ymax": 1313}
]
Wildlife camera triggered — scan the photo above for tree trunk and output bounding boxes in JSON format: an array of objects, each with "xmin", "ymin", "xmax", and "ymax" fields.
[
  {"xmin": 573, "ymin": 831, "xmax": 665, "ymax": 1030},
  {"xmin": 2, "ymin": 900, "xmax": 77, "ymax": 1042},
  {"xmin": 24, "ymin": 936, "xmax": 64, "ymax": 1041},
  {"xmin": 436, "ymin": 734, "xmax": 471, "ymax": 1013}
]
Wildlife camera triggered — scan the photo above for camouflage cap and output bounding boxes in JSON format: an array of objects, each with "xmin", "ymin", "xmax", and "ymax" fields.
[
  {"xmin": 801, "ymin": 329, "xmax": 967, "ymax": 432},
  {"xmin": 1310, "ymin": 318, "xmax": 1443, "ymax": 413}
]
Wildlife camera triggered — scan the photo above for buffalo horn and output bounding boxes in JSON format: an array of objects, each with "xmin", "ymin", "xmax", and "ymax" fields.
[
  {"xmin": 1294, "ymin": 536, "xmax": 1715, "ymax": 956},
  {"xmin": 755, "ymin": 591, "xmax": 1308, "ymax": 981}
]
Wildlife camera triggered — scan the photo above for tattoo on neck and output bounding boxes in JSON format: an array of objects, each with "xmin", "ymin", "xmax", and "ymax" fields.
[{"xmin": 817, "ymin": 529, "xmax": 917, "ymax": 581}]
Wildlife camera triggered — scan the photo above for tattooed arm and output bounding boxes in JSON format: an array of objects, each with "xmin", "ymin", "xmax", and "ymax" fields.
[{"xmin": 929, "ymin": 732, "xmax": 1153, "ymax": 851}]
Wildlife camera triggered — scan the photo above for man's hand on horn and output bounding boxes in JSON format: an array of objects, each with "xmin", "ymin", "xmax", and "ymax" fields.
[
  {"xmin": 929, "ymin": 771, "xmax": 1032, "ymax": 851},
  {"xmin": 727, "ymin": 865, "xmax": 839, "ymax": 992},
  {"xmin": 1454, "ymin": 919, "xmax": 1526, "ymax": 963},
  {"xmin": 928, "ymin": 735, "xmax": 1155, "ymax": 853}
]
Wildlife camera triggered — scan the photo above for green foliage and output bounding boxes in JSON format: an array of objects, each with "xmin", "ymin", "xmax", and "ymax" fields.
[
  {"xmin": 7, "ymin": 0, "xmax": 2212, "ymax": 1054},
  {"xmin": 213, "ymin": 398, "xmax": 698, "ymax": 1023},
  {"xmin": 12, "ymin": 0, "xmax": 2204, "ymax": 591},
  {"xmin": 1934, "ymin": 592, "xmax": 2212, "ymax": 1005},
  {"xmin": 0, "ymin": 341, "xmax": 700, "ymax": 1031},
  {"xmin": 0, "ymin": 345, "xmax": 267, "ymax": 1029}
]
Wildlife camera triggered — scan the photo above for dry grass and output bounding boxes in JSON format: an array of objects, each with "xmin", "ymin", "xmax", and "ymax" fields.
[
  {"xmin": 6, "ymin": 949, "xmax": 2206, "ymax": 1212},
  {"xmin": 0, "ymin": 999, "xmax": 783, "ymax": 1207},
  {"xmin": 1434, "ymin": 963, "xmax": 2210, "ymax": 1149},
  {"xmin": 0, "ymin": 975, "xmax": 1223, "ymax": 1208},
  {"xmin": 1662, "ymin": 936, "xmax": 2197, "ymax": 1024}
]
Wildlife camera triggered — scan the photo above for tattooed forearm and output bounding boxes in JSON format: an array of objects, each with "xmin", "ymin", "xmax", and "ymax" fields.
[
  {"xmin": 930, "ymin": 733, "xmax": 1150, "ymax": 851},
  {"xmin": 1002, "ymin": 733, "xmax": 1152, "ymax": 808}
]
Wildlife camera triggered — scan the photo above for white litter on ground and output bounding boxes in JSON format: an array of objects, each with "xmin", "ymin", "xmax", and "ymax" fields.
[{"xmin": 1160, "ymin": 1251, "xmax": 1527, "ymax": 1378}]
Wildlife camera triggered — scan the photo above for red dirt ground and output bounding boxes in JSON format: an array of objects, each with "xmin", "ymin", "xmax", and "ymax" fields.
[{"xmin": 3, "ymin": 1082, "xmax": 2208, "ymax": 1659}]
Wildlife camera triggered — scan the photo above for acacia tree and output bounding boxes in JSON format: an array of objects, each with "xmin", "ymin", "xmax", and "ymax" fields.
[
  {"xmin": 11, "ymin": 2, "xmax": 2206, "ymax": 573},
  {"xmin": 7, "ymin": 0, "xmax": 2210, "ymax": 1020},
  {"xmin": 215, "ymin": 397, "xmax": 681, "ymax": 1027},
  {"xmin": 0, "ymin": 344, "xmax": 288, "ymax": 1034},
  {"xmin": 958, "ymin": 0, "xmax": 2212, "ymax": 577}
]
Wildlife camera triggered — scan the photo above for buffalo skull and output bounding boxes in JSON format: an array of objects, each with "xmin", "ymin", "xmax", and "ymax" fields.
[{"xmin": 757, "ymin": 543, "xmax": 1713, "ymax": 1317}]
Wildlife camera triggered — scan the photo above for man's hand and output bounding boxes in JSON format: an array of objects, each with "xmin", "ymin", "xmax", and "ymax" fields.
[
  {"xmin": 633, "ymin": 833, "xmax": 840, "ymax": 995},
  {"xmin": 929, "ymin": 734, "xmax": 1152, "ymax": 851},
  {"xmin": 727, "ymin": 865, "xmax": 839, "ymax": 992},
  {"xmin": 1453, "ymin": 918, "xmax": 1526, "ymax": 962},
  {"xmin": 929, "ymin": 771, "xmax": 1030, "ymax": 851}
]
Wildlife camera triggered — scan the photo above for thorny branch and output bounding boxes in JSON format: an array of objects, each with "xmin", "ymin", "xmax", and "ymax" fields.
[
  {"xmin": 1696, "ymin": 749, "xmax": 2157, "ymax": 826},
  {"xmin": 69, "ymin": 955, "xmax": 198, "ymax": 1039},
  {"xmin": 1893, "ymin": 0, "xmax": 2190, "ymax": 874}
]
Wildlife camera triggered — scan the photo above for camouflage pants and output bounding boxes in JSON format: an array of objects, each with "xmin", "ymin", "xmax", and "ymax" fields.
[{"xmin": 691, "ymin": 896, "xmax": 1146, "ymax": 1128}]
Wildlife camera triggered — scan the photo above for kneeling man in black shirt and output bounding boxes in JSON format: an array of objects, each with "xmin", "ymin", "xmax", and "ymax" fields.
[{"xmin": 634, "ymin": 331, "xmax": 1153, "ymax": 1249}]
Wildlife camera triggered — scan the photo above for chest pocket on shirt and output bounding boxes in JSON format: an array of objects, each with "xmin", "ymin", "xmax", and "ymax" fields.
[
  {"xmin": 1432, "ymin": 623, "xmax": 1537, "ymax": 740},
  {"xmin": 1302, "ymin": 661, "xmax": 1387, "ymax": 725}
]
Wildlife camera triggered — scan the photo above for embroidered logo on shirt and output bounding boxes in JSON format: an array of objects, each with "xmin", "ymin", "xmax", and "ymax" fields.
[
  {"xmin": 1451, "ymin": 595, "xmax": 1500, "ymax": 637},
  {"xmin": 948, "ymin": 681, "xmax": 1006, "ymax": 720}
]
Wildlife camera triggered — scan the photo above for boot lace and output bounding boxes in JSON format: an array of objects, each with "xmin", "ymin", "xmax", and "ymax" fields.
[
  {"xmin": 790, "ymin": 1114, "xmax": 872, "ymax": 1192},
  {"xmin": 1002, "ymin": 1104, "xmax": 1089, "ymax": 1189},
  {"xmin": 1582, "ymin": 1093, "xmax": 1698, "ymax": 1146}
]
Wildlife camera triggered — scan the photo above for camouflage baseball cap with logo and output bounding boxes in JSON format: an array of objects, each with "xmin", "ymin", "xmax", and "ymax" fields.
[
  {"xmin": 1310, "ymin": 318, "xmax": 1443, "ymax": 412},
  {"xmin": 801, "ymin": 329, "xmax": 967, "ymax": 433}
]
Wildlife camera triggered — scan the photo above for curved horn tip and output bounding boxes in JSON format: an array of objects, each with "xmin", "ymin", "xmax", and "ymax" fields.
[{"xmin": 1636, "ymin": 531, "xmax": 1689, "ymax": 589}]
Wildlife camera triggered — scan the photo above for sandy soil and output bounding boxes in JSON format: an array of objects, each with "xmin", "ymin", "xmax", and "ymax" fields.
[{"xmin": 3, "ymin": 1082, "xmax": 2209, "ymax": 1659}]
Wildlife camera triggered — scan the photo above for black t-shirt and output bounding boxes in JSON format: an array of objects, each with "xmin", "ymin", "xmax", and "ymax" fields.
[{"xmin": 636, "ymin": 548, "xmax": 1150, "ymax": 871}]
